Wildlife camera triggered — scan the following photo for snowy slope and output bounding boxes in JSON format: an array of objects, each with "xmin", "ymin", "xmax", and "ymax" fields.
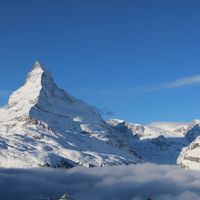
[
  {"xmin": 177, "ymin": 137, "xmax": 200, "ymax": 170},
  {"xmin": 148, "ymin": 122, "xmax": 189, "ymax": 138},
  {"xmin": 0, "ymin": 62, "xmax": 141, "ymax": 168},
  {"xmin": 177, "ymin": 120, "xmax": 200, "ymax": 170},
  {"xmin": 107, "ymin": 119, "xmax": 190, "ymax": 164},
  {"xmin": 108, "ymin": 119, "xmax": 188, "ymax": 139}
]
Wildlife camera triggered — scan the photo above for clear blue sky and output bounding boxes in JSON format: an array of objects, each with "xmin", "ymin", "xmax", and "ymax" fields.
[{"xmin": 0, "ymin": 0, "xmax": 200, "ymax": 124}]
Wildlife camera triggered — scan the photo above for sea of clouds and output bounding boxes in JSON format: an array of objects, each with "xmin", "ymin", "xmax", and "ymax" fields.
[{"xmin": 1, "ymin": 163, "xmax": 200, "ymax": 200}]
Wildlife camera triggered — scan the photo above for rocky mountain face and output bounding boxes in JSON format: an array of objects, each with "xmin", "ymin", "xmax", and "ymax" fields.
[
  {"xmin": 0, "ymin": 62, "xmax": 141, "ymax": 168},
  {"xmin": 107, "ymin": 118, "xmax": 200, "ymax": 169},
  {"xmin": 107, "ymin": 119, "xmax": 189, "ymax": 164},
  {"xmin": 177, "ymin": 120, "xmax": 200, "ymax": 170},
  {"xmin": 184, "ymin": 120, "xmax": 200, "ymax": 142}
]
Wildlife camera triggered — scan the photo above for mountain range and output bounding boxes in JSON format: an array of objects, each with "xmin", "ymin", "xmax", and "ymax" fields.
[{"xmin": 0, "ymin": 61, "xmax": 199, "ymax": 170}]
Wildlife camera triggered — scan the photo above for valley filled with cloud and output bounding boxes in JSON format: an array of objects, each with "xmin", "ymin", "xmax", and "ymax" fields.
[{"xmin": 1, "ymin": 164, "xmax": 200, "ymax": 200}]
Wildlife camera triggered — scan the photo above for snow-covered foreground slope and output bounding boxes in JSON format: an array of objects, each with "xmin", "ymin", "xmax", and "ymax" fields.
[
  {"xmin": 177, "ymin": 120, "xmax": 200, "ymax": 170},
  {"xmin": 107, "ymin": 119, "xmax": 190, "ymax": 164},
  {"xmin": 0, "ymin": 62, "xmax": 141, "ymax": 168}
]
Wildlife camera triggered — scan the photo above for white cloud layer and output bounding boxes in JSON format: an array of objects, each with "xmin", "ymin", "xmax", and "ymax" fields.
[{"xmin": 1, "ymin": 164, "xmax": 200, "ymax": 200}]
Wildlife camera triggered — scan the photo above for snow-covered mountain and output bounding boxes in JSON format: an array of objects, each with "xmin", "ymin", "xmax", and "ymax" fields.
[
  {"xmin": 108, "ymin": 119, "xmax": 188, "ymax": 139},
  {"xmin": 1, "ymin": 61, "xmax": 200, "ymax": 169},
  {"xmin": 0, "ymin": 62, "xmax": 141, "ymax": 168},
  {"xmin": 107, "ymin": 119, "xmax": 189, "ymax": 164},
  {"xmin": 177, "ymin": 120, "xmax": 200, "ymax": 170}
]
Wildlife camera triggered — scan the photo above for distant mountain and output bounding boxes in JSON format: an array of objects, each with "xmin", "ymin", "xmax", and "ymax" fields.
[
  {"xmin": 107, "ymin": 119, "xmax": 189, "ymax": 164},
  {"xmin": 0, "ymin": 62, "xmax": 141, "ymax": 168},
  {"xmin": 107, "ymin": 119, "xmax": 188, "ymax": 139}
]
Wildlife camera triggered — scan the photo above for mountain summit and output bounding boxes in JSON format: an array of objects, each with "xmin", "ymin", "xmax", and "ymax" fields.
[
  {"xmin": 0, "ymin": 62, "xmax": 140, "ymax": 168},
  {"xmin": 25, "ymin": 61, "xmax": 52, "ymax": 84},
  {"xmin": 8, "ymin": 61, "xmax": 73, "ymax": 111}
]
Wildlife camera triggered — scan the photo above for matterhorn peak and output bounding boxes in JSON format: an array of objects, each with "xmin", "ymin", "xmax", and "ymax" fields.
[
  {"xmin": 7, "ymin": 61, "xmax": 77, "ymax": 123},
  {"xmin": 25, "ymin": 61, "xmax": 52, "ymax": 84},
  {"xmin": 32, "ymin": 60, "xmax": 51, "ymax": 75},
  {"xmin": 7, "ymin": 61, "xmax": 59, "ymax": 110},
  {"xmin": 33, "ymin": 60, "xmax": 43, "ymax": 69},
  {"xmin": 0, "ymin": 61, "xmax": 141, "ymax": 169}
]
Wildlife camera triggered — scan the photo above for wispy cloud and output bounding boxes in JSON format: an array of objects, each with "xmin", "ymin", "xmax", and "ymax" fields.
[
  {"xmin": 69, "ymin": 74, "xmax": 200, "ymax": 105},
  {"xmin": 146, "ymin": 74, "xmax": 200, "ymax": 92},
  {"xmin": 165, "ymin": 74, "xmax": 200, "ymax": 88}
]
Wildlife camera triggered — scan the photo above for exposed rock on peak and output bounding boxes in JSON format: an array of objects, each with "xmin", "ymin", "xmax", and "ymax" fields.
[
  {"xmin": 7, "ymin": 61, "xmax": 75, "ymax": 118},
  {"xmin": 184, "ymin": 120, "xmax": 200, "ymax": 142},
  {"xmin": 26, "ymin": 61, "xmax": 52, "ymax": 84}
]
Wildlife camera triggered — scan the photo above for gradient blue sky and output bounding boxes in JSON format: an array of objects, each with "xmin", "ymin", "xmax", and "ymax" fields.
[{"xmin": 0, "ymin": 0, "xmax": 200, "ymax": 124}]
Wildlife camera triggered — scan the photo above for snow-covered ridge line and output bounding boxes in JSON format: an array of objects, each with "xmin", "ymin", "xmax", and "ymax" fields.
[{"xmin": 107, "ymin": 119, "xmax": 189, "ymax": 138}]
